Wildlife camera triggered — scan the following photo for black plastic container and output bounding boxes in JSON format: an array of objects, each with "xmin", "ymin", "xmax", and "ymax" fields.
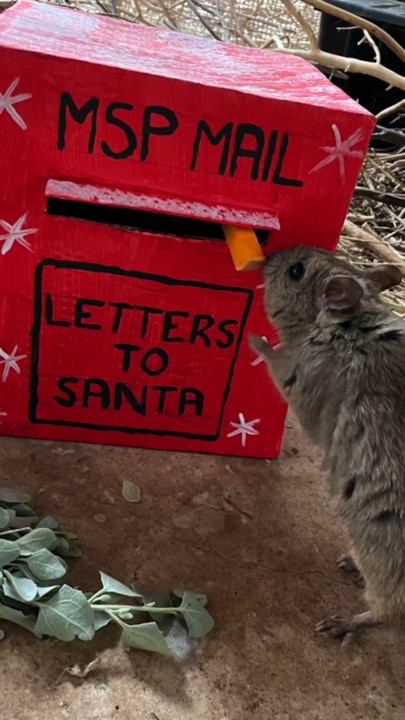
[{"xmin": 318, "ymin": 0, "xmax": 405, "ymax": 130}]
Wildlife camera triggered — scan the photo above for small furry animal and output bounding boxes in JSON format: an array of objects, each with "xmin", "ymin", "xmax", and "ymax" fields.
[{"xmin": 249, "ymin": 244, "xmax": 405, "ymax": 642}]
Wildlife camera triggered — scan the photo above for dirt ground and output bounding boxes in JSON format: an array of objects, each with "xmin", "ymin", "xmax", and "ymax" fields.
[{"xmin": 1, "ymin": 413, "xmax": 405, "ymax": 720}]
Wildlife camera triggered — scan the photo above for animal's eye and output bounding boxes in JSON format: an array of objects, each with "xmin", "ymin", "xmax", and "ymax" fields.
[{"xmin": 288, "ymin": 262, "xmax": 305, "ymax": 281}]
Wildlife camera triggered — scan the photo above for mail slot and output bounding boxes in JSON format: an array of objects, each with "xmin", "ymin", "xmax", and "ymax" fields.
[{"xmin": 0, "ymin": 0, "xmax": 374, "ymax": 458}]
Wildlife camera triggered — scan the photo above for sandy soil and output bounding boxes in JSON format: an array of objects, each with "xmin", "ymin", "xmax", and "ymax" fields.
[{"xmin": 1, "ymin": 413, "xmax": 405, "ymax": 720}]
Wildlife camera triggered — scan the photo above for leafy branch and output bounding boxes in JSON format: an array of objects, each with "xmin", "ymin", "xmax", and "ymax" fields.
[{"xmin": 0, "ymin": 487, "xmax": 214, "ymax": 653}]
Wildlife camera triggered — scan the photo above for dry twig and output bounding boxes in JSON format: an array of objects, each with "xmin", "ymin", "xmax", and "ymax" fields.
[
  {"xmin": 343, "ymin": 220, "xmax": 405, "ymax": 277},
  {"xmin": 277, "ymin": 0, "xmax": 405, "ymax": 91},
  {"xmin": 299, "ymin": 0, "xmax": 405, "ymax": 63}
]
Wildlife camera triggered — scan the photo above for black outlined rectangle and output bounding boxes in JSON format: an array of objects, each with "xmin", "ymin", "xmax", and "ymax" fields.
[{"xmin": 29, "ymin": 259, "xmax": 253, "ymax": 440}]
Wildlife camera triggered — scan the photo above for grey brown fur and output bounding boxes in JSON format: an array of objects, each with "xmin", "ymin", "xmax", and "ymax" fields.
[{"xmin": 249, "ymin": 245, "xmax": 405, "ymax": 642}]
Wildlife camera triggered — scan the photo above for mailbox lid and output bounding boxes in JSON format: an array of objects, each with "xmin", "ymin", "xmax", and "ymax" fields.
[
  {"xmin": 0, "ymin": 0, "xmax": 374, "ymax": 253},
  {"xmin": 0, "ymin": 0, "xmax": 372, "ymax": 112}
]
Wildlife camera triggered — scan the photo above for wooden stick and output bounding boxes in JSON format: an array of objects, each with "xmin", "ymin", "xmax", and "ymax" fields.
[
  {"xmin": 274, "ymin": 45, "xmax": 405, "ymax": 92},
  {"xmin": 376, "ymin": 99, "xmax": 405, "ymax": 122},
  {"xmin": 342, "ymin": 219, "xmax": 405, "ymax": 276},
  {"xmin": 299, "ymin": 0, "xmax": 405, "ymax": 64},
  {"xmin": 373, "ymin": 126, "xmax": 405, "ymax": 147},
  {"xmin": 353, "ymin": 187, "xmax": 405, "ymax": 209}
]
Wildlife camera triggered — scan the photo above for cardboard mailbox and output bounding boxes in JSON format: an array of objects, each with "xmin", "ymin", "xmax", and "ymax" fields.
[{"xmin": 0, "ymin": 0, "xmax": 374, "ymax": 458}]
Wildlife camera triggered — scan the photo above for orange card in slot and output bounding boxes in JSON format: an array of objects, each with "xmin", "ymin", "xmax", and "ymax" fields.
[{"xmin": 222, "ymin": 225, "xmax": 266, "ymax": 271}]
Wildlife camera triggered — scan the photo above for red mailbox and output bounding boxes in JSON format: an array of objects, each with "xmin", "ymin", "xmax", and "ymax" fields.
[{"xmin": 0, "ymin": 0, "xmax": 374, "ymax": 458}]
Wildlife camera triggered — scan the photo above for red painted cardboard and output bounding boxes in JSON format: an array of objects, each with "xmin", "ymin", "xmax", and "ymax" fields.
[{"xmin": 0, "ymin": 0, "xmax": 374, "ymax": 458}]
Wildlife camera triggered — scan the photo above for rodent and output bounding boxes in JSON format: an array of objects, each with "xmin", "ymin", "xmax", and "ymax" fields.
[{"xmin": 249, "ymin": 244, "xmax": 405, "ymax": 643}]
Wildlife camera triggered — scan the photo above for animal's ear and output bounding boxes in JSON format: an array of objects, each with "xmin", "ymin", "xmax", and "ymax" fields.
[
  {"xmin": 363, "ymin": 264, "xmax": 402, "ymax": 292},
  {"xmin": 319, "ymin": 275, "xmax": 363, "ymax": 311}
]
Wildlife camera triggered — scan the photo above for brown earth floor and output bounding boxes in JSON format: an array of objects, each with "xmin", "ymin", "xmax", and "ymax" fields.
[{"xmin": 1, "ymin": 413, "xmax": 405, "ymax": 720}]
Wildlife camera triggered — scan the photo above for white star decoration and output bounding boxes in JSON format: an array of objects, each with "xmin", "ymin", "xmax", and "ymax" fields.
[
  {"xmin": 256, "ymin": 282, "xmax": 265, "ymax": 290},
  {"xmin": 0, "ymin": 213, "xmax": 37, "ymax": 255},
  {"xmin": 251, "ymin": 336, "xmax": 268, "ymax": 366},
  {"xmin": 0, "ymin": 345, "xmax": 27, "ymax": 382},
  {"xmin": 310, "ymin": 124, "xmax": 364, "ymax": 182},
  {"xmin": 227, "ymin": 413, "xmax": 260, "ymax": 447},
  {"xmin": 0, "ymin": 78, "xmax": 32, "ymax": 130}
]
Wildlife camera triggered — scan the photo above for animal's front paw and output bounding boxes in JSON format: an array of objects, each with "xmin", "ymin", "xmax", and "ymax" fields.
[
  {"xmin": 336, "ymin": 554, "xmax": 365, "ymax": 587},
  {"xmin": 248, "ymin": 333, "xmax": 272, "ymax": 357},
  {"xmin": 337, "ymin": 554, "xmax": 358, "ymax": 573},
  {"xmin": 315, "ymin": 615, "xmax": 355, "ymax": 644}
]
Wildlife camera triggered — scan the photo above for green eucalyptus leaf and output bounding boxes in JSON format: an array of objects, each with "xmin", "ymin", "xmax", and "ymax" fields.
[
  {"xmin": 34, "ymin": 585, "xmax": 95, "ymax": 641},
  {"xmin": 2, "ymin": 570, "xmax": 38, "ymax": 602},
  {"xmin": 0, "ymin": 590, "xmax": 34, "ymax": 614},
  {"xmin": 0, "ymin": 508, "xmax": 10, "ymax": 529},
  {"xmin": 0, "ymin": 604, "xmax": 41, "ymax": 636},
  {"xmin": 9, "ymin": 516, "xmax": 38, "ymax": 529},
  {"xmin": 0, "ymin": 494, "xmax": 215, "ymax": 651},
  {"xmin": 16, "ymin": 528, "xmax": 56, "ymax": 556},
  {"xmin": 53, "ymin": 537, "xmax": 70, "ymax": 555},
  {"xmin": 11, "ymin": 562, "xmax": 63, "ymax": 588},
  {"xmin": 60, "ymin": 545, "xmax": 81, "ymax": 558},
  {"xmin": 94, "ymin": 611, "xmax": 111, "ymax": 631},
  {"xmin": 120, "ymin": 622, "xmax": 171, "ymax": 655},
  {"xmin": 173, "ymin": 590, "xmax": 215, "ymax": 639},
  {"xmin": 36, "ymin": 584, "xmax": 60, "ymax": 599},
  {"xmin": 25, "ymin": 549, "xmax": 67, "ymax": 580},
  {"xmin": 4, "ymin": 508, "xmax": 15, "ymax": 523},
  {"xmin": 11, "ymin": 504, "xmax": 36, "ymax": 518},
  {"xmin": 0, "ymin": 539, "xmax": 20, "ymax": 567},
  {"xmin": 36, "ymin": 516, "xmax": 60, "ymax": 530},
  {"xmin": 53, "ymin": 537, "xmax": 80, "ymax": 558},
  {"xmin": 0, "ymin": 488, "xmax": 31, "ymax": 504},
  {"xmin": 55, "ymin": 531, "xmax": 78, "ymax": 541},
  {"xmin": 142, "ymin": 588, "xmax": 172, "ymax": 625},
  {"xmin": 100, "ymin": 572, "xmax": 142, "ymax": 598}
]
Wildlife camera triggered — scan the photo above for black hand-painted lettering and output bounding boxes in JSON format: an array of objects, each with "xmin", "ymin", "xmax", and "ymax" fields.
[
  {"xmin": 101, "ymin": 102, "xmax": 137, "ymax": 160},
  {"xmin": 57, "ymin": 92, "xmax": 99, "ymax": 153},
  {"xmin": 141, "ymin": 106, "xmax": 179, "ymax": 162},
  {"xmin": 114, "ymin": 383, "xmax": 147, "ymax": 415},
  {"xmin": 272, "ymin": 132, "xmax": 303, "ymax": 187},
  {"xmin": 114, "ymin": 343, "xmax": 141, "ymax": 372},
  {"xmin": 152, "ymin": 385, "xmax": 178, "ymax": 414},
  {"xmin": 83, "ymin": 378, "xmax": 110, "ymax": 408},
  {"xmin": 134, "ymin": 306, "xmax": 164, "ymax": 338},
  {"xmin": 190, "ymin": 120, "xmax": 233, "ymax": 174},
  {"xmin": 162, "ymin": 311, "xmax": 190, "ymax": 342},
  {"xmin": 230, "ymin": 123, "xmax": 265, "ymax": 180},
  {"xmin": 108, "ymin": 302, "xmax": 133, "ymax": 332},
  {"xmin": 74, "ymin": 298, "xmax": 105, "ymax": 329},
  {"xmin": 261, "ymin": 130, "xmax": 278, "ymax": 182},
  {"xmin": 189, "ymin": 314, "xmax": 215, "ymax": 346},
  {"xmin": 140, "ymin": 348, "xmax": 169, "ymax": 377},
  {"xmin": 54, "ymin": 377, "xmax": 78, "ymax": 407},
  {"xmin": 45, "ymin": 293, "xmax": 71, "ymax": 327},
  {"xmin": 216, "ymin": 319, "xmax": 238, "ymax": 349},
  {"xmin": 178, "ymin": 388, "xmax": 204, "ymax": 416}
]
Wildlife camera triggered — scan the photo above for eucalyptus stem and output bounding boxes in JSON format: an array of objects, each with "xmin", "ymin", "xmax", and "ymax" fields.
[
  {"xmin": 92, "ymin": 603, "xmax": 179, "ymax": 615},
  {"xmin": 88, "ymin": 588, "xmax": 109, "ymax": 604},
  {"xmin": 0, "ymin": 527, "xmax": 32, "ymax": 536}
]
